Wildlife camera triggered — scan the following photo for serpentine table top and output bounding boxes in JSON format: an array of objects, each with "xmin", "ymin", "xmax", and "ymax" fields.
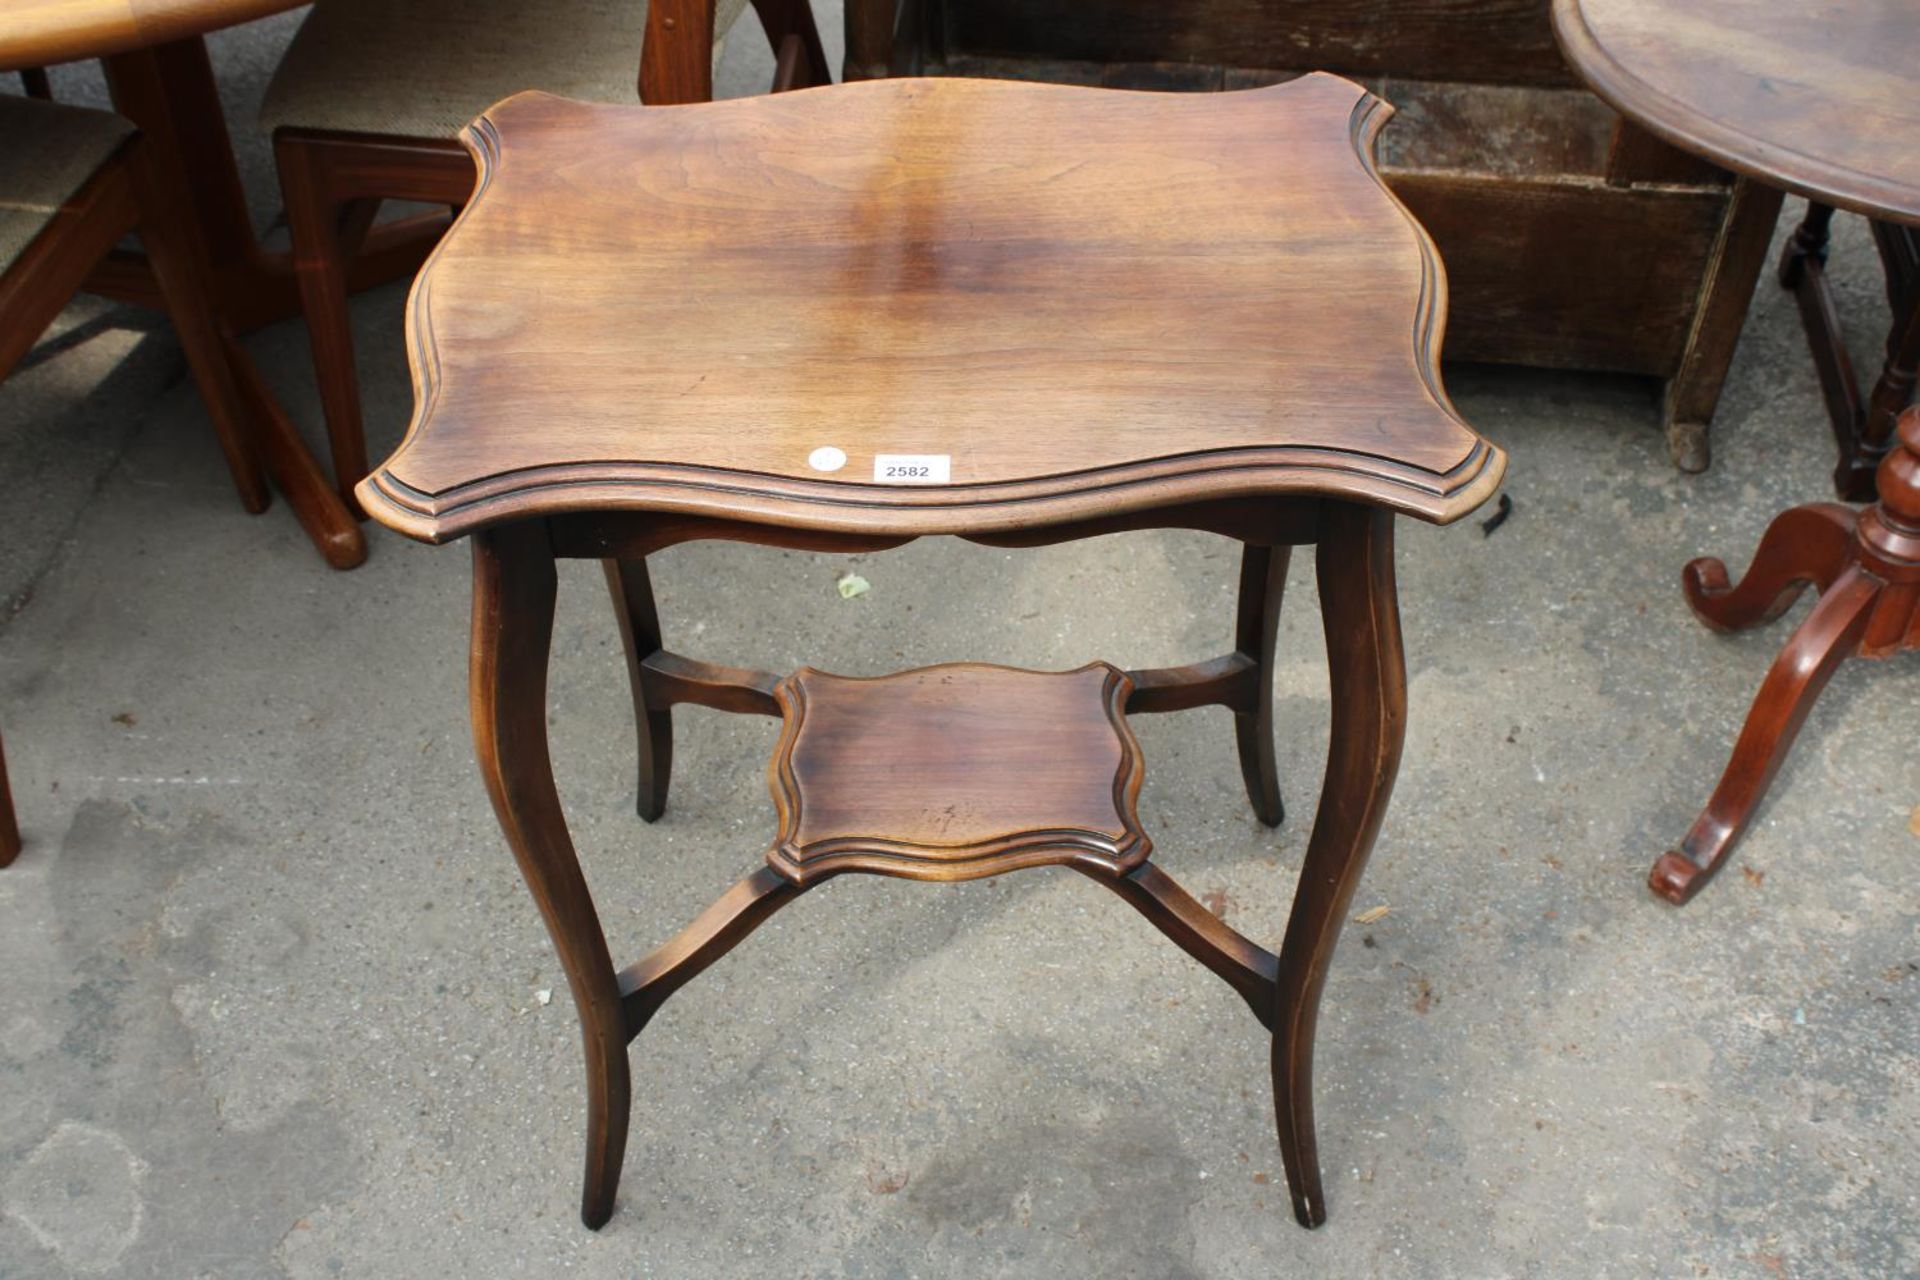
[{"xmin": 359, "ymin": 75, "xmax": 1505, "ymax": 543}]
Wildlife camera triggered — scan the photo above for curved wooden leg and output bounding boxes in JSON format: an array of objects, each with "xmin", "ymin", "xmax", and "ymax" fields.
[
  {"xmin": 0, "ymin": 723, "xmax": 20, "ymax": 868},
  {"xmin": 1683, "ymin": 502, "xmax": 1857, "ymax": 632},
  {"xmin": 1650, "ymin": 566, "xmax": 1880, "ymax": 905},
  {"xmin": 276, "ymin": 133, "xmax": 369, "ymax": 516},
  {"xmin": 604, "ymin": 559, "xmax": 674, "ymax": 822},
  {"xmin": 1234, "ymin": 543, "xmax": 1290, "ymax": 827},
  {"xmin": 1272, "ymin": 503, "xmax": 1405, "ymax": 1228},
  {"xmin": 129, "ymin": 145, "xmax": 268, "ymax": 514},
  {"xmin": 473, "ymin": 524, "xmax": 630, "ymax": 1229}
]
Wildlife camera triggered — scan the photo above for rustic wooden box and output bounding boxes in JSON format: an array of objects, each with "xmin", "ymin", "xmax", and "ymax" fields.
[{"xmin": 843, "ymin": 0, "xmax": 1786, "ymax": 470}]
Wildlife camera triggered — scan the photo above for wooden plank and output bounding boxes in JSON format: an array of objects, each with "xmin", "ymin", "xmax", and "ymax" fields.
[
  {"xmin": 944, "ymin": 0, "xmax": 1577, "ymax": 89},
  {"xmin": 1393, "ymin": 170, "xmax": 1728, "ymax": 373}
]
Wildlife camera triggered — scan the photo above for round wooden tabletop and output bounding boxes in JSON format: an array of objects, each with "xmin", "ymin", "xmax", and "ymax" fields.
[
  {"xmin": 0, "ymin": 0, "xmax": 305, "ymax": 72},
  {"xmin": 1552, "ymin": 0, "xmax": 1920, "ymax": 225}
]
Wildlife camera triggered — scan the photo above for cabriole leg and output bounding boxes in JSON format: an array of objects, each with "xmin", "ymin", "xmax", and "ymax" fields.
[
  {"xmin": 605, "ymin": 558, "xmax": 674, "ymax": 821},
  {"xmin": 1234, "ymin": 543, "xmax": 1290, "ymax": 826},
  {"xmin": 473, "ymin": 524, "xmax": 631, "ymax": 1229},
  {"xmin": 1271, "ymin": 504, "xmax": 1405, "ymax": 1228}
]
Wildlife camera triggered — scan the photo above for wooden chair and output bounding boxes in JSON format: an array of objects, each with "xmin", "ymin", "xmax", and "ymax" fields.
[
  {"xmin": 0, "ymin": 91, "xmax": 271, "ymax": 867},
  {"xmin": 262, "ymin": 0, "xmax": 831, "ymax": 514}
]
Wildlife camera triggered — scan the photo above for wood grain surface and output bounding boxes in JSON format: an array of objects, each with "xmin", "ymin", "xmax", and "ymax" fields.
[
  {"xmin": 1553, "ymin": 0, "xmax": 1920, "ymax": 224},
  {"xmin": 0, "ymin": 0, "xmax": 303, "ymax": 71},
  {"xmin": 940, "ymin": 0, "xmax": 1574, "ymax": 89},
  {"xmin": 767, "ymin": 662, "xmax": 1148, "ymax": 884},
  {"xmin": 361, "ymin": 75, "xmax": 1504, "ymax": 542}
]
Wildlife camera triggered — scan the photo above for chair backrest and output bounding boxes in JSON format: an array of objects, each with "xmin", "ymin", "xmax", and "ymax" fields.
[{"xmin": 0, "ymin": 94, "xmax": 138, "ymax": 379}]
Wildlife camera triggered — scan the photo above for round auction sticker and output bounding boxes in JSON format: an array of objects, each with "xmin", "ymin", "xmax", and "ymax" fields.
[{"xmin": 807, "ymin": 446, "xmax": 847, "ymax": 473}]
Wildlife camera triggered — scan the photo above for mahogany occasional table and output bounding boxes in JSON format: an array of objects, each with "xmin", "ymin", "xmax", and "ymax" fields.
[
  {"xmin": 359, "ymin": 77, "xmax": 1505, "ymax": 1228},
  {"xmin": 1554, "ymin": 0, "xmax": 1920, "ymax": 903}
]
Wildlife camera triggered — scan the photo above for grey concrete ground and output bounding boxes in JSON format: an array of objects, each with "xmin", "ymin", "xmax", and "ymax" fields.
[{"xmin": 2, "ymin": 11, "xmax": 1917, "ymax": 1279}]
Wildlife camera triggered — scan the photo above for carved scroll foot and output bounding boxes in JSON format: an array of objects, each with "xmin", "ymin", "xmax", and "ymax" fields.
[
  {"xmin": 1272, "ymin": 504, "xmax": 1404, "ymax": 1227},
  {"xmin": 1650, "ymin": 566, "xmax": 1879, "ymax": 905},
  {"xmin": 1682, "ymin": 502, "xmax": 1857, "ymax": 633}
]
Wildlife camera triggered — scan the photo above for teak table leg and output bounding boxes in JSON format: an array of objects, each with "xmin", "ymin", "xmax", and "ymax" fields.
[
  {"xmin": 604, "ymin": 558, "xmax": 674, "ymax": 821},
  {"xmin": 1271, "ymin": 503, "xmax": 1405, "ymax": 1227},
  {"xmin": 472, "ymin": 523, "xmax": 631, "ymax": 1227},
  {"xmin": 275, "ymin": 134, "xmax": 373, "ymax": 515},
  {"xmin": 1234, "ymin": 543, "xmax": 1290, "ymax": 827},
  {"xmin": 101, "ymin": 40, "xmax": 368, "ymax": 569}
]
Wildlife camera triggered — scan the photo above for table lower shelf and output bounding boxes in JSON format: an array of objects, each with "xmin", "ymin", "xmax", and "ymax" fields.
[{"xmin": 619, "ymin": 659, "xmax": 1281, "ymax": 1039}]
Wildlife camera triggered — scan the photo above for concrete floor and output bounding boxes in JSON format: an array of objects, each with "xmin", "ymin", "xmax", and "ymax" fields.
[{"xmin": 2, "ymin": 12, "xmax": 1917, "ymax": 1280}]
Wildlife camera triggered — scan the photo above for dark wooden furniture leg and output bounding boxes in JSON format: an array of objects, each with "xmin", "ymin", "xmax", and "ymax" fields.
[
  {"xmin": 1651, "ymin": 407, "xmax": 1920, "ymax": 903},
  {"xmin": 276, "ymin": 135, "xmax": 371, "ymax": 514},
  {"xmin": 100, "ymin": 41, "xmax": 368, "ymax": 566},
  {"xmin": 275, "ymin": 134, "xmax": 474, "ymax": 514},
  {"xmin": 1859, "ymin": 252, "xmax": 1920, "ymax": 477},
  {"xmin": 1271, "ymin": 502, "xmax": 1405, "ymax": 1227},
  {"xmin": 0, "ymin": 725, "xmax": 19, "ymax": 868},
  {"xmin": 1662, "ymin": 178, "xmax": 1786, "ymax": 473},
  {"xmin": 128, "ymin": 143, "xmax": 269, "ymax": 514},
  {"xmin": 471, "ymin": 522, "xmax": 632, "ymax": 1227},
  {"xmin": 749, "ymin": 0, "xmax": 834, "ymax": 89},
  {"xmin": 1680, "ymin": 503, "xmax": 1857, "ymax": 632},
  {"xmin": 1779, "ymin": 201, "xmax": 1920, "ymax": 499},
  {"xmin": 1777, "ymin": 200, "xmax": 1836, "ymax": 291},
  {"xmin": 1234, "ymin": 542, "xmax": 1289, "ymax": 826},
  {"xmin": 1648, "ymin": 567, "xmax": 1877, "ymax": 904},
  {"xmin": 604, "ymin": 558, "xmax": 674, "ymax": 821}
]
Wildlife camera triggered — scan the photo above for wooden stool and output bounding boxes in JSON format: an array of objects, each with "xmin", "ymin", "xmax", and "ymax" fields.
[{"xmin": 361, "ymin": 77, "xmax": 1504, "ymax": 1229}]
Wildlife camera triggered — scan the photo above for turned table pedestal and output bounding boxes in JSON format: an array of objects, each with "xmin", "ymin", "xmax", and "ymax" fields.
[
  {"xmin": 1555, "ymin": 0, "xmax": 1920, "ymax": 902},
  {"xmin": 360, "ymin": 78, "xmax": 1504, "ymax": 1227}
]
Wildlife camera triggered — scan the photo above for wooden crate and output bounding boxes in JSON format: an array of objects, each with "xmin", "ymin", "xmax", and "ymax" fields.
[{"xmin": 843, "ymin": 0, "xmax": 1785, "ymax": 470}]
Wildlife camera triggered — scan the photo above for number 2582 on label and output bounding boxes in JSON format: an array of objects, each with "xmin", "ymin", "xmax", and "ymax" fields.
[{"xmin": 873, "ymin": 454, "xmax": 951, "ymax": 484}]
